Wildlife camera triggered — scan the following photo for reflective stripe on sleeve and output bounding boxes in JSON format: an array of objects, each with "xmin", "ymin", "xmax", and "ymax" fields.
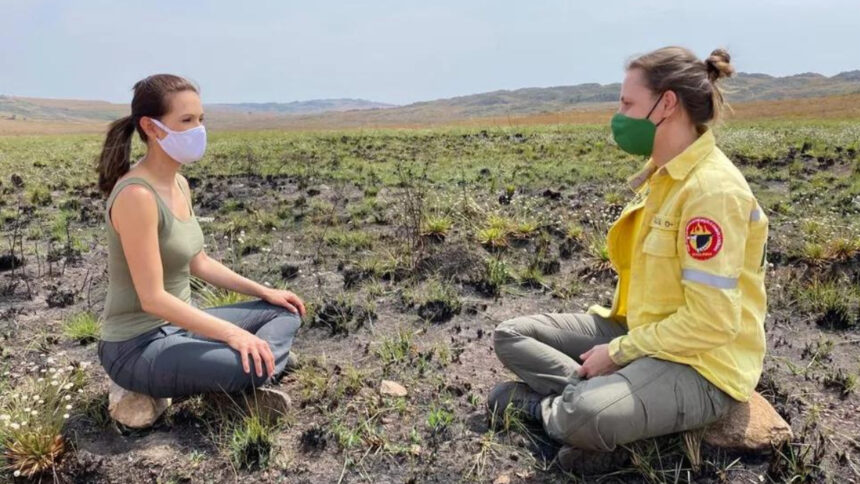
[
  {"xmin": 682, "ymin": 269, "xmax": 739, "ymax": 289},
  {"xmin": 750, "ymin": 208, "xmax": 762, "ymax": 222}
]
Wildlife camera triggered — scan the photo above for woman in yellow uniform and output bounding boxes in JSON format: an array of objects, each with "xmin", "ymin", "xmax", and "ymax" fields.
[{"xmin": 489, "ymin": 47, "xmax": 768, "ymax": 475}]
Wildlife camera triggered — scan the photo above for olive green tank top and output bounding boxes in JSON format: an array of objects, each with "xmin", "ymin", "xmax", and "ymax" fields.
[{"xmin": 100, "ymin": 175, "xmax": 204, "ymax": 342}]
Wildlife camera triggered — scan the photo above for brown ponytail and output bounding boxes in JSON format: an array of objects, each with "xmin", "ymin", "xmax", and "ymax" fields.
[
  {"xmin": 627, "ymin": 46, "xmax": 735, "ymax": 129},
  {"xmin": 97, "ymin": 115, "xmax": 136, "ymax": 195},
  {"xmin": 96, "ymin": 74, "xmax": 199, "ymax": 196}
]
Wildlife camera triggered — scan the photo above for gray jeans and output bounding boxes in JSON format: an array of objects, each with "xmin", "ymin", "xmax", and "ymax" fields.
[
  {"xmin": 493, "ymin": 313, "xmax": 733, "ymax": 451},
  {"xmin": 98, "ymin": 300, "xmax": 301, "ymax": 398}
]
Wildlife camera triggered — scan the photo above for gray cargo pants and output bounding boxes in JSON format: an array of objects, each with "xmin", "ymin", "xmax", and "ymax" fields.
[
  {"xmin": 493, "ymin": 313, "xmax": 733, "ymax": 451},
  {"xmin": 98, "ymin": 300, "xmax": 301, "ymax": 399}
]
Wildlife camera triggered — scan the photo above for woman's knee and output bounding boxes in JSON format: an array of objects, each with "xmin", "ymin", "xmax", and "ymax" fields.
[
  {"xmin": 549, "ymin": 387, "xmax": 638, "ymax": 451},
  {"xmin": 493, "ymin": 318, "xmax": 526, "ymax": 360},
  {"xmin": 493, "ymin": 316, "xmax": 537, "ymax": 343},
  {"xmin": 270, "ymin": 311, "xmax": 302, "ymax": 337}
]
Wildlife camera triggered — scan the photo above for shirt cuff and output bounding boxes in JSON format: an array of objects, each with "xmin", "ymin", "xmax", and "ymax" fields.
[{"xmin": 608, "ymin": 335, "xmax": 642, "ymax": 366}]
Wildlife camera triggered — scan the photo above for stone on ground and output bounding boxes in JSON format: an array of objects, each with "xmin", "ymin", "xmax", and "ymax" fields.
[
  {"xmin": 379, "ymin": 380, "xmax": 408, "ymax": 397},
  {"xmin": 108, "ymin": 380, "xmax": 171, "ymax": 429},
  {"xmin": 704, "ymin": 391, "xmax": 793, "ymax": 451}
]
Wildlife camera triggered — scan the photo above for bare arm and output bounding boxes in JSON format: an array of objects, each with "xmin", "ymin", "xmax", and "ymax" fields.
[
  {"xmin": 189, "ymin": 252, "xmax": 306, "ymax": 316},
  {"xmin": 111, "ymin": 185, "xmax": 275, "ymax": 377}
]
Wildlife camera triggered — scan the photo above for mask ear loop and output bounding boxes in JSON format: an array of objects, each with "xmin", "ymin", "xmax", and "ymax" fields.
[
  {"xmin": 148, "ymin": 117, "xmax": 171, "ymax": 140},
  {"xmin": 645, "ymin": 92, "xmax": 667, "ymax": 127}
]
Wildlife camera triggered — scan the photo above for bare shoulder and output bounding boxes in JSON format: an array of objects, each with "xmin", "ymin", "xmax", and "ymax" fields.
[{"xmin": 111, "ymin": 184, "xmax": 158, "ymax": 222}]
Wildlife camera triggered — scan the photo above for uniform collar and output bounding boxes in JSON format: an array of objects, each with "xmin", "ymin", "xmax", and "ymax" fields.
[
  {"xmin": 661, "ymin": 128, "xmax": 715, "ymax": 181},
  {"xmin": 626, "ymin": 128, "xmax": 714, "ymax": 191}
]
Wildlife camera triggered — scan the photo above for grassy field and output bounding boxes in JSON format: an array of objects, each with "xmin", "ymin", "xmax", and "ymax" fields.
[{"xmin": 0, "ymin": 120, "xmax": 859, "ymax": 482}]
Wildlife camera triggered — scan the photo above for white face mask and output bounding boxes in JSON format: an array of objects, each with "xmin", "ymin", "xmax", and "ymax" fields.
[{"xmin": 150, "ymin": 118, "xmax": 207, "ymax": 165}]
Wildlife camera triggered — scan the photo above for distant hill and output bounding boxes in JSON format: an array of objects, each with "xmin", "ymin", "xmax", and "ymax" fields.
[
  {"xmin": 208, "ymin": 99, "xmax": 394, "ymax": 115},
  {"xmin": 0, "ymin": 96, "xmax": 391, "ymax": 123},
  {"xmin": 0, "ymin": 96, "xmax": 126, "ymax": 123},
  {"xmin": 1, "ymin": 70, "xmax": 858, "ymax": 134},
  {"xmin": 386, "ymin": 70, "xmax": 860, "ymax": 118}
]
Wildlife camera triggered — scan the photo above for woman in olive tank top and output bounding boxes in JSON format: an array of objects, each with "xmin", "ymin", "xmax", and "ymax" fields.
[{"xmin": 95, "ymin": 74, "xmax": 305, "ymax": 404}]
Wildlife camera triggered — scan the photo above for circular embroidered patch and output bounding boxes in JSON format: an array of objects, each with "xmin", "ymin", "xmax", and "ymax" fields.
[{"xmin": 685, "ymin": 217, "xmax": 723, "ymax": 260}]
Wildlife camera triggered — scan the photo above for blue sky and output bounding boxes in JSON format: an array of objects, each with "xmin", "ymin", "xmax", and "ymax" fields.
[{"xmin": 2, "ymin": 0, "xmax": 858, "ymax": 105}]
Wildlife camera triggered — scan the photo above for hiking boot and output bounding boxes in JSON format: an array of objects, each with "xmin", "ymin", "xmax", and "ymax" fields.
[
  {"xmin": 270, "ymin": 351, "xmax": 301, "ymax": 384},
  {"xmin": 284, "ymin": 351, "xmax": 301, "ymax": 371},
  {"xmin": 487, "ymin": 381, "xmax": 543, "ymax": 423},
  {"xmin": 557, "ymin": 444, "xmax": 631, "ymax": 476}
]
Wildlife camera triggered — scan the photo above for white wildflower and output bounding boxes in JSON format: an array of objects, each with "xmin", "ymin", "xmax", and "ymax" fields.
[
  {"xmin": 64, "ymin": 395, "xmax": 71, "ymax": 401},
  {"xmin": 65, "ymin": 404, "xmax": 72, "ymax": 410},
  {"xmin": 13, "ymin": 470, "xmax": 20, "ymax": 477},
  {"xmin": 63, "ymin": 414, "xmax": 69, "ymax": 419},
  {"xmin": 10, "ymin": 423, "xmax": 20, "ymax": 430}
]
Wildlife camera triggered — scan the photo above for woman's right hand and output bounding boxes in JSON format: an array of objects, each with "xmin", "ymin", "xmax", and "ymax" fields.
[{"xmin": 226, "ymin": 330, "xmax": 276, "ymax": 378}]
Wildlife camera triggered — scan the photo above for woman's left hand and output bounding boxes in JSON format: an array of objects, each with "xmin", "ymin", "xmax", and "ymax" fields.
[
  {"xmin": 577, "ymin": 344, "xmax": 621, "ymax": 379},
  {"xmin": 261, "ymin": 288, "xmax": 307, "ymax": 317}
]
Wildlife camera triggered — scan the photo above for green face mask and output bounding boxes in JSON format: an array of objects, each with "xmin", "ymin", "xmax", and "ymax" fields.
[{"xmin": 610, "ymin": 94, "xmax": 665, "ymax": 156}]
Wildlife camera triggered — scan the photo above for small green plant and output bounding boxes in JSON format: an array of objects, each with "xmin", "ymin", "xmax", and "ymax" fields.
[
  {"xmin": 825, "ymin": 237, "xmax": 860, "ymax": 259},
  {"xmin": 518, "ymin": 265, "xmax": 546, "ymax": 289},
  {"xmin": 477, "ymin": 214, "xmax": 515, "ymax": 249},
  {"xmin": 565, "ymin": 222, "xmax": 584, "ymax": 240},
  {"xmin": 794, "ymin": 279, "xmax": 859, "ymax": 330},
  {"xmin": 0, "ymin": 357, "xmax": 86, "ymax": 478},
  {"xmin": 511, "ymin": 219, "xmax": 539, "ymax": 239},
  {"xmin": 293, "ymin": 360, "xmax": 332, "ymax": 403},
  {"xmin": 426, "ymin": 405, "xmax": 454, "ymax": 433},
  {"xmin": 604, "ymin": 191, "xmax": 625, "ymax": 205},
  {"xmin": 421, "ymin": 215, "xmax": 453, "ymax": 239},
  {"xmin": 193, "ymin": 278, "xmax": 252, "ymax": 308},
  {"xmin": 26, "ymin": 186, "xmax": 52, "ymax": 206},
  {"xmin": 376, "ymin": 328, "xmax": 416, "ymax": 367},
  {"xmin": 823, "ymin": 367, "xmax": 858, "ymax": 397},
  {"xmin": 584, "ymin": 223, "xmax": 611, "ymax": 266},
  {"xmin": 308, "ymin": 199, "xmax": 336, "ymax": 225},
  {"xmin": 483, "ymin": 257, "xmax": 511, "ymax": 296},
  {"xmin": 414, "ymin": 279, "xmax": 462, "ymax": 323},
  {"xmin": 324, "ymin": 229, "xmax": 374, "ymax": 251},
  {"xmin": 768, "ymin": 428, "xmax": 827, "ymax": 482},
  {"xmin": 62, "ymin": 312, "xmax": 100, "ymax": 344},
  {"xmin": 476, "ymin": 226, "xmax": 509, "ymax": 250},
  {"xmin": 228, "ymin": 414, "xmax": 276, "ymax": 470},
  {"xmin": 801, "ymin": 241, "xmax": 826, "ymax": 261},
  {"xmin": 334, "ymin": 364, "xmax": 366, "ymax": 398}
]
